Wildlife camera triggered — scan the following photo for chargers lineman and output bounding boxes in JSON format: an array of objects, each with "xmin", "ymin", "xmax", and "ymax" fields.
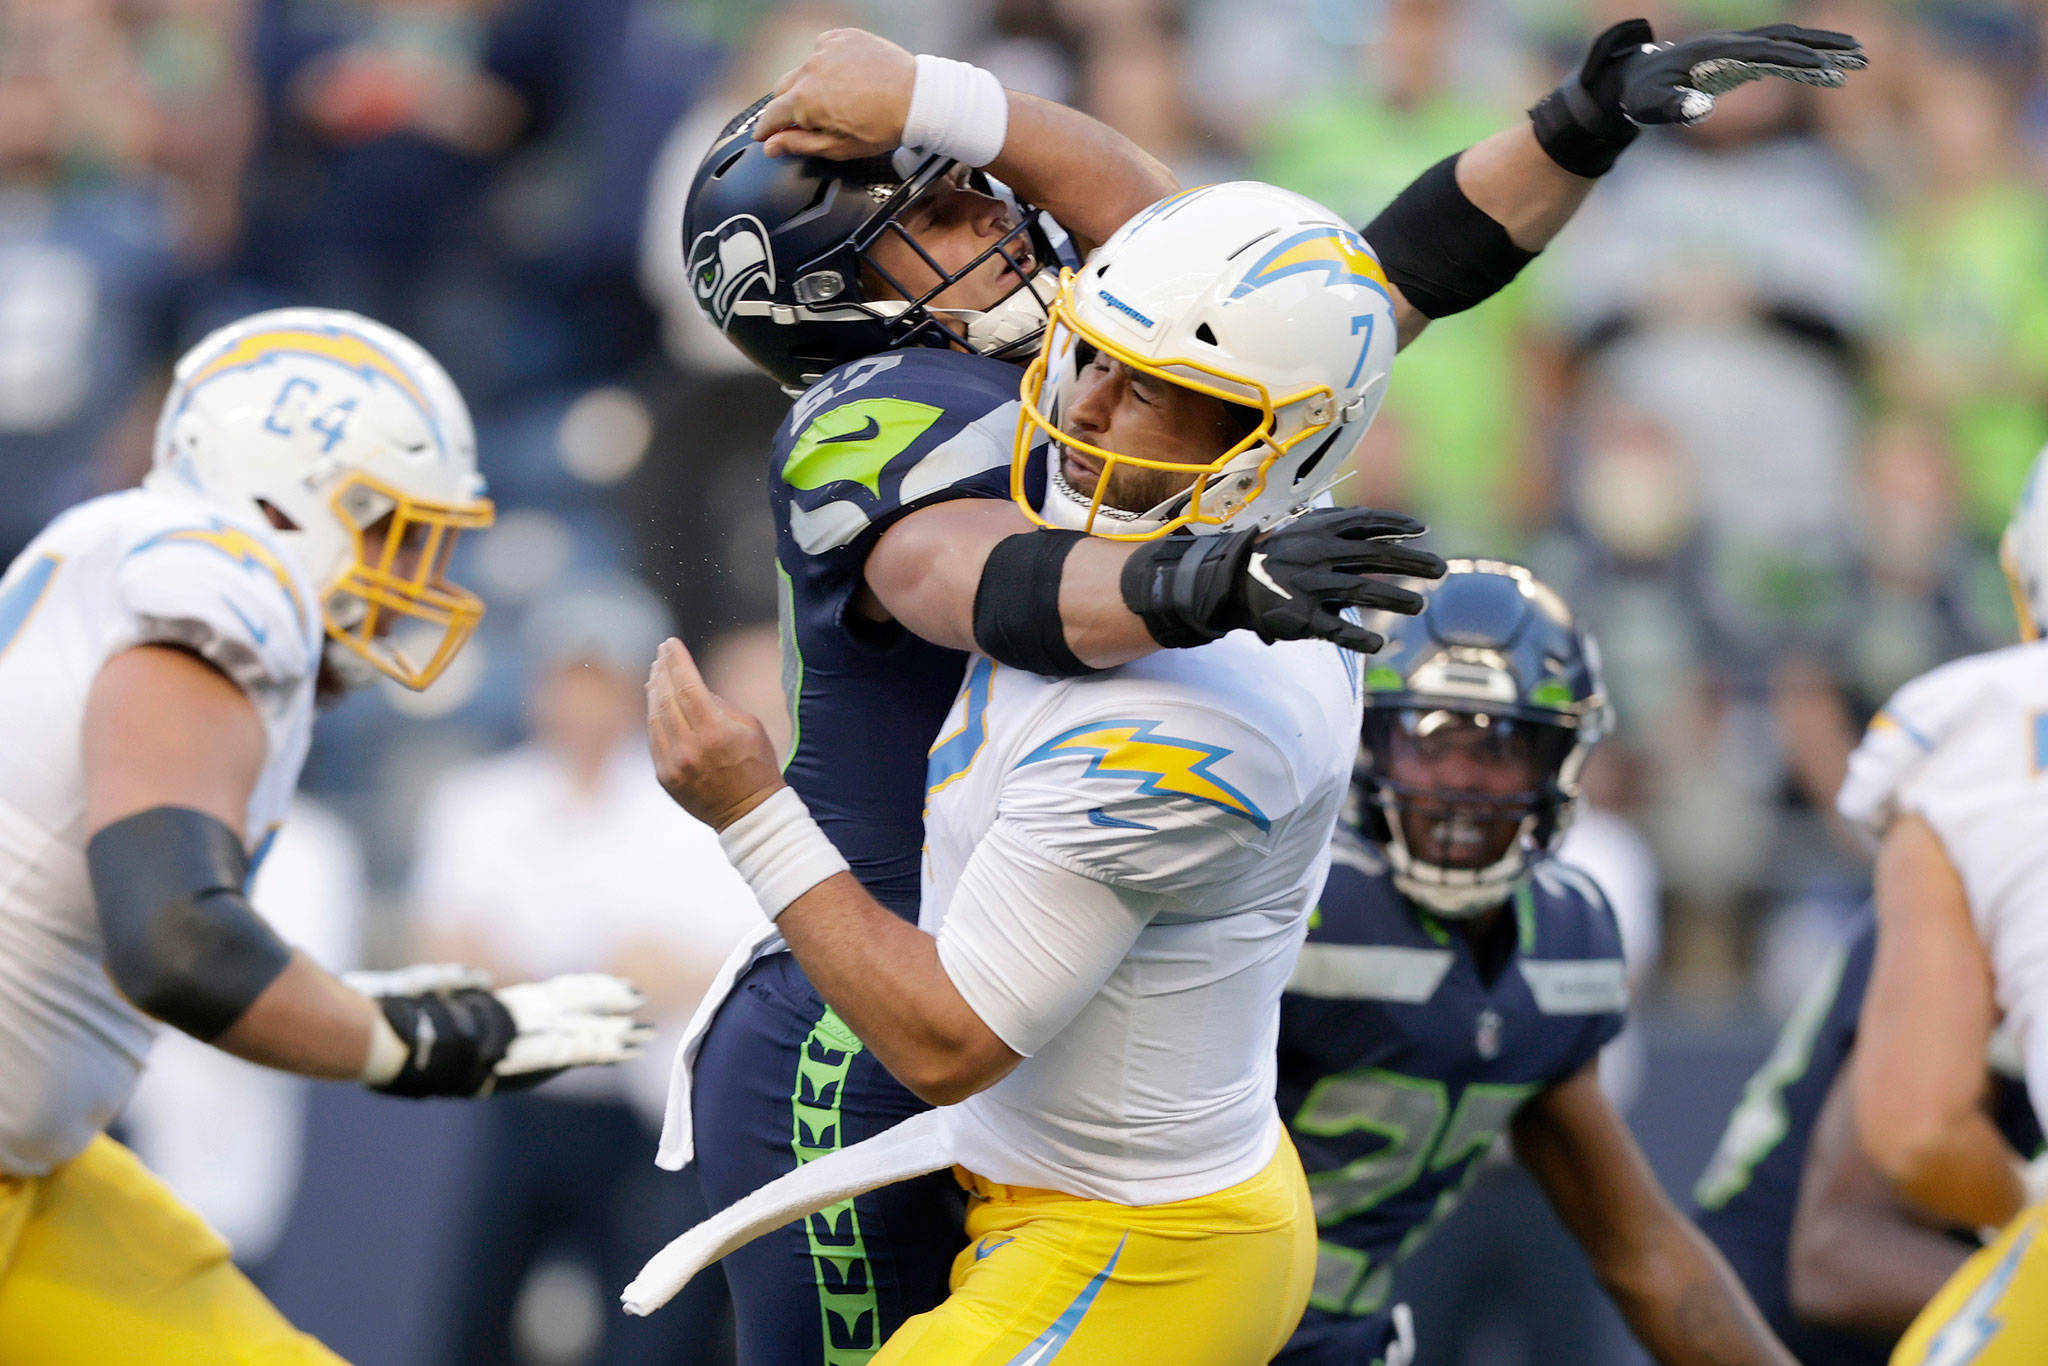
[
  {"xmin": 0, "ymin": 310, "xmax": 647, "ymax": 1364},
  {"xmin": 1280, "ymin": 562, "xmax": 1799, "ymax": 1366},
  {"xmin": 1830, "ymin": 444, "xmax": 2048, "ymax": 1365},
  {"xmin": 647, "ymin": 183, "xmax": 1412, "ymax": 1363}
]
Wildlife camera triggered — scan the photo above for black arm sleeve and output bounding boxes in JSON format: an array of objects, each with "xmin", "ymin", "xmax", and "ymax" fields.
[
  {"xmin": 86, "ymin": 806, "xmax": 291, "ymax": 1042},
  {"xmin": 972, "ymin": 529, "xmax": 1098, "ymax": 677},
  {"xmin": 1363, "ymin": 154, "xmax": 1538, "ymax": 320}
]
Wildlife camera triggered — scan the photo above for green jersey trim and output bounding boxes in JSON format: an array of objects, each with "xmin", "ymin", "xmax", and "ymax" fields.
[
  {"xmin": 1694, "ymin": 940, "xmax": 1852, "ymax": 1211},
  {"xmin": 792, "ymin": 1005, "xmax": 881, "ymax": 1364}
]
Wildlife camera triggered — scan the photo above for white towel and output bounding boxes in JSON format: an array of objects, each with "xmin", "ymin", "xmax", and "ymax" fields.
[
  {"xmin": 656, "ymin": 924, "xmax": 787, "ymax": 1170},
  {"xmin": 624, "ymin": 1108, "xmax": 957, "ymax": 1316}
]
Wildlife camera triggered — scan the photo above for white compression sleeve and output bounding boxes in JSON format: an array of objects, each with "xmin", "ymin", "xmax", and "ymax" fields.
[{"xmin": 934, "ymin": 821, "xmax": 1157, "ymax": 1058}]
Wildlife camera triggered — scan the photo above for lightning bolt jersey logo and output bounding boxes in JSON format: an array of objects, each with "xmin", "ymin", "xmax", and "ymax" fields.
[
  {"xmin": 1016, "ymin": 719, "xmax": 1271, "ymax": 831},
  {"xmin": 130, "ymin": 520, "xmax": 306, "ymax": 623}
]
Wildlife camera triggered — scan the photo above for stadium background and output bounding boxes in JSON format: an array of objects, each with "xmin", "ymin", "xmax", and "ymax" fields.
[{"xmin": 9, "ymin": 0, "xmax": 2042, "ymax": 1361}]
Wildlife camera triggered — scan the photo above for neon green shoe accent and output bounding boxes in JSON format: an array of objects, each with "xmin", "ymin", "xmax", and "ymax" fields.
[
  {"xmin": 793, "ymin": 1006, "xmax": 882, "ymax": 1364},
  {"xmin": 784, "ymin": 399, "xmax": 944, "ymax": 494}
]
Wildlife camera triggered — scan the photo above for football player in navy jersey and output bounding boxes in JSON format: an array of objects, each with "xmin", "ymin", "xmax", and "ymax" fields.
[
  {"xmin": 1693, "ymin": 913, "xmax": 2040, "ymax": 1365},
  {"xmin": 1278, "ymin": 561, "xmax": 1799, "ymax": 1366},
  {"xmin": 675, "ymin": 111, "xmax": 1442, "ymax": 1366},
  {"xmin": 668, "ymin": 22, "xmax": 1865, "ymax": 1363}
]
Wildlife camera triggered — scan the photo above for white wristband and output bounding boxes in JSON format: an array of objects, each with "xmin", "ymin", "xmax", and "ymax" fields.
[
  {"xmin": 903, "ymin": 54, "xmax": 1009, "ymax": 168},
  {"xmin": 718, "ymin": 787, "xmax": 850, "ymax": 921}
]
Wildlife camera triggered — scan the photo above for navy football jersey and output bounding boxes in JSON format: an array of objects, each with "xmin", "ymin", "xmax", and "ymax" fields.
[
  {"xmin": 1693, "ymin": 913, "xmax": 2042, "ymax": 1366},
  {"xmin": 1276, "ymin": 830, "xmax": 1628, "ymax": 1360},
  {"xmin": 769, "ymin": 348, "xmax": 1022, "ymax": 918}
]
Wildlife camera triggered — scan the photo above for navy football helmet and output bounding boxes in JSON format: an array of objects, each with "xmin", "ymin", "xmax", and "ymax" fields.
[
  {"xmin": 1355, "ymin": 559, "xmax": 1611, "ymax": 918},
  {"xmin": 682, "ymin": 98, "xmax": 1058, "ymax": 391}
]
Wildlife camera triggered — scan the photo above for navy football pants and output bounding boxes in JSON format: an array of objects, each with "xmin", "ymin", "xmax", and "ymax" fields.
[
  {"xmin": 1273, "ymin": 1306, "xmax": 1398, "ymax": 1365},
  {"xmin": 691, "ymin": 952, "xmax": 966, "ymax": 1366}
]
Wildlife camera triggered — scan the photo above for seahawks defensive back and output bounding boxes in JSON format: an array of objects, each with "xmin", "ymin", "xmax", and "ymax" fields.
[
  {"xmin": 1276, "ymin": 562, "xmax": 1620, "ymax": 1363},
  {"xmin": 1282, "ymin": 836, "xmax": 1628, "ymax": 1361},
  {"xmin": 1275, "ymin": 562, "xmax": 1802, "ymax": 1366},
  {"xmin": 1693, "ymin": 913, "xmax": 2041, "ymax": 1366}
]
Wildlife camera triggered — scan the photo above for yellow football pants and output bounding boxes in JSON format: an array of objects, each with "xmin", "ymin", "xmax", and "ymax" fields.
[
  {"xmin": 0, "ymin": 1134, "xmax": 346, "ymax": 1366},
  {"xmin": 1891, "ymin": 1201, "xmax": 2048, "ymax": 1366},
  {"xmin": 874, "ymin": 1131, "xmax": 1316, "ymax": 1365}
]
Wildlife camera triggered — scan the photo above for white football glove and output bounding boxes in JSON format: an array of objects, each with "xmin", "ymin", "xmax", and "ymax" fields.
[
  {"xmin": 494, "ymin": 973, "xmax": 653, "ymax": 1077},
  {"xmin": 361, "ymin": 969, "xmax": 652, "ymax": 1099}
]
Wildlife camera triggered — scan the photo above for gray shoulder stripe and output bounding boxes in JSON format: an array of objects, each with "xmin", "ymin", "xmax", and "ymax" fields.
[
  {"xmin": 789, "ymin": 499, "xmax": 876, "ymax": 556},
  {"xmin": 1519, "ymin": 959, "xmax": 1628, "ymax": 1015},
  {"xmin": 897, "ymin": 401, "xmax": 1018, "ymax": 504},
  {"xmin": 1288, "ymin": 943, "xmax": 1453, "ymax": 1003}
]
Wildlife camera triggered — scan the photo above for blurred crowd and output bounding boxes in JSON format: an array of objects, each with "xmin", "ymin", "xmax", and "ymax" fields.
[{"xmin": 18, "ymin": 0, "xmax": 2048, "ymax": 1357}]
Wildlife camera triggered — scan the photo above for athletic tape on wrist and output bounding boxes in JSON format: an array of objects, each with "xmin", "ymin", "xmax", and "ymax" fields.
[
  {"xmin": 359, "ymin": 1013, "xmax": 410, "ymax": 1087},
  {"xmin": 718, "ymin": 787, "xmax": 850, "ymax": 921},
  {"xmin": 903, "ymin": 54, "xmax": 1009, "ymax": 168}
]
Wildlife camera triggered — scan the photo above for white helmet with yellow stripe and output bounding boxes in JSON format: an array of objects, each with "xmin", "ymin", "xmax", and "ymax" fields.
[
  {"xmin": 1015, "ymin": 182, "xmax": 1398, "ymax": 540},
  {"xmin": 146, "ymin": 308, "xmax": 493, "ymax": 690}
]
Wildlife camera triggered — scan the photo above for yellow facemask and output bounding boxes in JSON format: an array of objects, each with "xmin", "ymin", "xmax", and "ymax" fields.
[
  {"xmin": 1011, "ymin": 271, "xmax": 1335, "ymax": 541},
  {"xmin": 323, "ymin": 472, "xmax": 494, "ymax": 690}
]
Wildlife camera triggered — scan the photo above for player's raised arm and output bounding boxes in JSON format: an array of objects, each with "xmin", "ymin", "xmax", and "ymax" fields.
[
  {"xmin": 1363, "ymin": 19, "xmax": 1866, "ymax": 346},
  {"xmin": 1514, "ymin": 1062, "xmax": 1801, "ymax": 1366},
  {"xmin": 1785, "ymin": 1066, "xmax": 1977, "ymax": 1337},
  {"xmin": 1851, "ymin": 814, "xmax": 2029, "ymax": 1230},
  {"xmin": 754, "ymin": 28, "xmax": 1177, "ymax": 255},
  {"xmin": 83, "ymin": 644, "xmax": 650, "ymax": 1099}
]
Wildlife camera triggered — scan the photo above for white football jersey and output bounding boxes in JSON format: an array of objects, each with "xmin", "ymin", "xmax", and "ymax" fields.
[
  {"xmin": 0, "ymin": 488, "xmax": 322, "ymax": 1176},
  {"xmin": 923, "ymin": 631, "xmax": 1362, "ymax": 1205},
  {"xmin": 1837, "ymin": 639, "xmax": 2048, "ymax": 1136}
]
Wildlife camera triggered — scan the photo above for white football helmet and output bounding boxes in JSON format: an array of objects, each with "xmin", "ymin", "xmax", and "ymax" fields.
[
  {"xmin": 146, "ymin": 308, "xmax": 493, "ymax": 690},
  {"xmin": 2003, "ymin": 442, "xmax": 2048, "ymax": 641},
  {"xmin": 1014, "ymin": 182, "xmax": 1399, "ymax": 540}
]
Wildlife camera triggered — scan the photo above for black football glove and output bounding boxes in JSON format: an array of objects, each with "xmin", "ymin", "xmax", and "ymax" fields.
[
  {"xmin": 1531, "ymin": 18, "xmax": 1866, "ymax": 176},
  {"xmin": 1121, "ymin": 507, "xmax": 1446, "ymax": 655},
  {"xmin": 353, "ymin": 969, "xmax": 651, "ymax": 1099}
]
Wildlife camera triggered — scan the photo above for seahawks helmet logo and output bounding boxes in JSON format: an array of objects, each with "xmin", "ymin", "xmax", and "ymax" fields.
[{"xmin": 688, "ymin": 214, "xmax": 775, "ymax": 331}]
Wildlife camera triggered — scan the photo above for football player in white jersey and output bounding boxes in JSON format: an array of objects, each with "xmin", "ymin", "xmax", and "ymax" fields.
[
  {"xmin": 0, "ymin": 309, "xmax": 648, "ymax": 1364},
  {"xmin": 1837, "ymin": 446, "xmax": 2048, "ymax": 1364},
  {"xmin": 640, "ymin": 184, "xmax": 1435, "ymax": 1364}
]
